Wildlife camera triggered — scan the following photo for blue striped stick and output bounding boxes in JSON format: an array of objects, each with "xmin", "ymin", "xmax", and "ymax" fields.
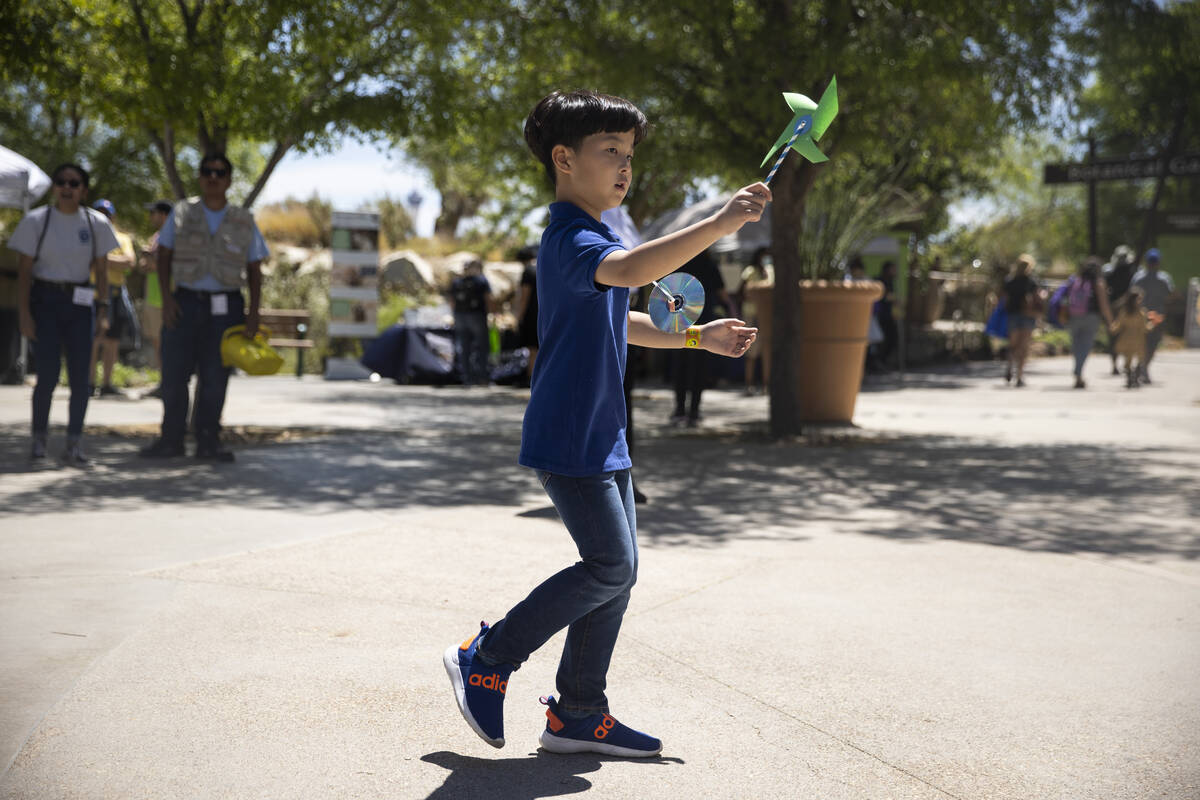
[{"xmin": 763, "ymin": 118, "xmax": 809, "ymax": 187}]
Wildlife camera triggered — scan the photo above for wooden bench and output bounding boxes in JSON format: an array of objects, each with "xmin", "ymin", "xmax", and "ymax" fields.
[{"xmin": 259, "ymin": 308, "xmax": 313, "ymax": 377}]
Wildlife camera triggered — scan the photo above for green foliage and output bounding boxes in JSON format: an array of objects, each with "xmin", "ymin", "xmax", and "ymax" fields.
[
  {"xmin": 938, "ymin": 134, "xmax": 1088, "ymax": 272},
  {"xmin": 797, "ymin": 158, "xmax": 924, "ymax": 280},
  {"xmin": 1073, "ymin": 1, "xmax": 1200, "ymax": 256},
  {"xmin": 376, "ymin": 292, "xmax": 417, "ymax": 331},
  {"xmin": 257, "ymin": 201, "xmax": 326, "ymax": 248},
  {"xmin": 362, "ymin": 195, "xmax": 415, "ymax": 251},
  {"xmin": 261, "ymin": 253, "xmax": 329, "ymax": 373},
  {"xmin": 4, "ymin": 0, "xmax": 477, "ymax": 206}
]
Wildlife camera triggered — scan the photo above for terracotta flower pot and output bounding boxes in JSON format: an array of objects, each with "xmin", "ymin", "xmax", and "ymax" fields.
[{"xmin": 795, "ymin": 279, "xmax": 884, "ymax": 422}]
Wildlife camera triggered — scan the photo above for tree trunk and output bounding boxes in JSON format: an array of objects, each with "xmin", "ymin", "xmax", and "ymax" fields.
[
  {"xmin": 1134, "ymin": 104, "xmax": 1186, "ymax": 262},
  {"xmin": 243, "ymin": 137, "xmax": 294, "ymax": 209},
  {"xmin": 434, "ymin": 190, "xmax": 481, "ymax": 239},
  {"xmin": 768, "ymin": 157, "xmax": 818, "ymax": 438},
  {"xmin": 149, "ymin": 123, "xmax": 188, "ymax": 200}
]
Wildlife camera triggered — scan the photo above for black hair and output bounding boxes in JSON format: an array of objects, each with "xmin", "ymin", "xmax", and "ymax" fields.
[
  {"xmin": 200, "ymin": 151, "xmax": 233, "ymax": 177},
  {"xmin": 1121, "ymin": 285, "xmax": 1144, "ymax": 314},
  {"xmin": 523, "ymin": 90, "xmax": 648, "ymax": 186},
  {"xmin": 51, "ymin": 163, "xmax": 90, "ymax": 188}
]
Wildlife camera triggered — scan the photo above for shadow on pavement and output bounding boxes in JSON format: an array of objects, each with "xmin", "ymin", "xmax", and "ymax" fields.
[
  {"xmin": 419, "ymin": 750, "xmax": 681, "ymax": 800},
  {"xmin": 2, "ymin": 423, "xmax": 1196, "ymax": 561},
  {"xmin": 638, "ymin": 435, "xmax": 1199, "ymax": 560}
]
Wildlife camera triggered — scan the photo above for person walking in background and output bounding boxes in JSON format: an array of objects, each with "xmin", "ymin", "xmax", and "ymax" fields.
[
  {"xmin": 1109, "ymin": 286, "xmax": 1160, "ymax": 389},
  {"xmin": 1002, "ymin": 254, "xmax": 1042, "ymax": 387},
  {"xmin": 738, "ymin": 246, "xmax": 774, "ymax": 394},
  {"xmin": 139, "ymin": 152, "xmax": 267, "ymax": 462},
  {"xmin": 449, "ymin": 258, "xmax": 493, "ymax": 386},
  {"xmin": 87, "ymin": 199, "xmax": 137, "ymax": 397},
  {"xmin": 9, "ymin": 163, "xmax": 119, "ymax": 465},
  {"xmin": 1131, "ymin": 248, "xmax": 1173, "ymax": 384},
  {"xmin": 669, "ymin": 248, "xmax": 732, "ymax": 426},
  {"xmin": 1063, "ymin": 256, "xmax": 1113, "ymax": 389},
  {"xmin": 139, "ymin": 200, "xmax": 172, "ymax": 398},
  {"xmin": 873, "ymin": 260, "xmax": 899, "ymax": 369},
  {"xmin": 1103, "ymin": 244, "xmax": 1136, "ymax": 376},
  {"xmin": 514, "ymin": 244, "xmax": 539, "ymax": 388}
]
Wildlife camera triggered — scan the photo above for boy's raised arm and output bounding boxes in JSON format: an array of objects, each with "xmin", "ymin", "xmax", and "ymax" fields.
[{"xmin": 595, "ymin": 183, "xmax": 771, "ymax": 288}]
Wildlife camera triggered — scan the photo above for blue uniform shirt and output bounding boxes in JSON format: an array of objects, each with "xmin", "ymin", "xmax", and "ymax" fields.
[{"xmin": 519, "ymin": 202, "xmax": 630, "ymax": 476}]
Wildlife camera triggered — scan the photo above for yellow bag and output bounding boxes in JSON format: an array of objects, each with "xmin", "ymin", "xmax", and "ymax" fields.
[{"xmin": 220, "ymin": 324, "xmax": 284, "ymax": 375}]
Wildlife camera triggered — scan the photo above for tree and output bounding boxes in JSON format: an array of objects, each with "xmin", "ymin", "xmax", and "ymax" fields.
[
  {"xmin": 0, "ymin": 3, "xmax": 171, "ymax": 232},
  {"xmin": 543, "ymin": 0, "xmax": 1085, "ymax": 435},
  {"xmin": 938, "ymin": 133, "xmax": 1087, "ymax": 272},
  {"xmin": 8, "ymin": 0, "xmax": 473, "ymax": 208},
  {"xmin": 1073, "ymin": 0, "xmax": 1200, "ymax": 260}
]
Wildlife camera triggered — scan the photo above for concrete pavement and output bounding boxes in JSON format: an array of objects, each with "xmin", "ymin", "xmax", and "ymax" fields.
[{"xmin": 1, "ymin": 350, "xmax": 1198, "ymax": 799}]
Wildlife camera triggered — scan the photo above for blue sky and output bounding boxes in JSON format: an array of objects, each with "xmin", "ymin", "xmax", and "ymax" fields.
[{"xmin": 256, "ymin": 138, "xmax": 441, "ymax": 237}]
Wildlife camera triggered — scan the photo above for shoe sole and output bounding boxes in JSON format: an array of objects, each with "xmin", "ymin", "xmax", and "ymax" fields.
[
  {"xmin": 442, "ymin": 644, "xmax": 504, "ymax": 748},
  {"xmin": 539, "ymin": 729, "xmax": 662, "ymax": 758}
]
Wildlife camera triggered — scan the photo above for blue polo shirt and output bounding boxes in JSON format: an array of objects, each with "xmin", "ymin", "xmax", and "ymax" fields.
[{"xmin": 519, "ymin": 202, "xmax": 630, "ymax": 476}]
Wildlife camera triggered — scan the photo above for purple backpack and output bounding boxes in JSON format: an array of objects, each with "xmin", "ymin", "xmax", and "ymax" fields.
[{"xmin": 1067, "ymin": 276, "xmax": 1093, "ymax": 316}]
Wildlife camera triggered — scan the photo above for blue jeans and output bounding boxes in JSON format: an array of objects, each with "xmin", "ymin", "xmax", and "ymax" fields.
[
  {"xmin": 160, "ymin": 288, "xmax": 244, "ymax": 447},
  {"xmin": 30, "ymin": 282, "xmax": 94, "ymax": 437},
  {"xmin": 479, "ymin": 469, "xmax": 638, "ymax": 716},
  {"xmin": 453, "ymin": 311, "xmax": 489, "ymax": 384},
  {"xmin": 1068, "ymin": 312, "xmax": 1101, "ymax": 377}
]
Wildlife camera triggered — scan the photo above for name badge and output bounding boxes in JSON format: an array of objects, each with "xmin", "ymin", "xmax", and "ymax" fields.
[
  {"xmin": 211, "ymin": 294, "xmax": 229, "ymax": 315},
  {"xmin": 72, "ymin": 287, "xmax": 96, "ymax": 307}
]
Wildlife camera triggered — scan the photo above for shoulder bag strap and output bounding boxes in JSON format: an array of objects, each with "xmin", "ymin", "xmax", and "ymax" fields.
[{"xmin": 32, "ymin": 206, "xmax": 52, "ymax": 265}]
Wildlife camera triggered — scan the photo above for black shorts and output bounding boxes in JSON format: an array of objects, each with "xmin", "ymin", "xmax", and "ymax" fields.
[{"xmin": 102, "ymin": 289, "xmax": 126, "ymax": 341}]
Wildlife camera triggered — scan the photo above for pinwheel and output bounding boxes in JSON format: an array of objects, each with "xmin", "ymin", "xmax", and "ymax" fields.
[{"xmin": 760, "ymin": 76, "xmax": 838, "ymax": 185}]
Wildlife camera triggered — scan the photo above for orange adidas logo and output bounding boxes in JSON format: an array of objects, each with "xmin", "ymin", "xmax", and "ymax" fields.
[
  {"xmin": 594, "ymin": 714, "xmax": 615, "ymax": 739},
  {"xmin": 469, "ymin": 673, "xmax": 507, "ymax": 694}
]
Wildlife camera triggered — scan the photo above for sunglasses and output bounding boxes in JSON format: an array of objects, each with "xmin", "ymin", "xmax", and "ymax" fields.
[
  {"xmin": 200, "ymin": 167, "xmax": 229, "ymax": 178},
  {"xmin": 54, "ymin": 178, "xmax": 83, "ymax": 188}
]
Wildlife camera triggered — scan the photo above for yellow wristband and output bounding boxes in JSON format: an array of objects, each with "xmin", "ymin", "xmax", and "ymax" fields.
[{"xmin": 684, "ymin": 326, "xmax": 702, "ymax": 349}]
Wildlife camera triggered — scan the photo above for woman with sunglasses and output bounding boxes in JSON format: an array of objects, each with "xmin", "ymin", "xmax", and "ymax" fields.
[{"xmin": 9, "ymin": 163, "xmax": 119, "ymax": 465}]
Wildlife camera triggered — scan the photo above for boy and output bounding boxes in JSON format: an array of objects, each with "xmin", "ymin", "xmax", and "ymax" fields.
[{"xmin": 445, "ymin": 90, "xmax": 769, "ymax": 757}]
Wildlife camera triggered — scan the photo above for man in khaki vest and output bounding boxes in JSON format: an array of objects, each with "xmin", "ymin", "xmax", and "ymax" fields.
[{"xmin": 139, "ymin": 152, "xmax": 267, "ymax": 462}]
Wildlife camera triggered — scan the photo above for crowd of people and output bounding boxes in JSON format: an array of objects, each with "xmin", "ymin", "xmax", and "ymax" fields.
[
  {"xmin": 1000, "ymin": 245, "xmax": 1174, "ymax": 389},
  {"xmin": 11, "ymin": 152, "xmax": 267, "ymax": 465},
  {"xmin": 9, "ymin": 153, "xmax": 1178, "ymax": 470}
]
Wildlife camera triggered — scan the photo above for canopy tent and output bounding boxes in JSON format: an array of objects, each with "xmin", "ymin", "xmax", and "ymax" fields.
[
  {"xmin": 0, "ymin": 144, "xmax": 51, "ymax": 211},
  {"xmin": 642, "ymin": 195, "xmax": 771, "ymax": 256},
  {"xmin": 0, "ymin": 145, "xmax": 49, "ymax": 383}
]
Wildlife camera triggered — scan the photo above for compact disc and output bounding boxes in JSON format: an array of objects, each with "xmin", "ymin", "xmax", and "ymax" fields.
[{"xmin": 648, "ymin": 272, "xmax": 705, "ymax": 333}]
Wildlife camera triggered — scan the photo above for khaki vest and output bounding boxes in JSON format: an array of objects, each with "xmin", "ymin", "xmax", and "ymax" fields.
[{"xmin": 171, "ymin": 198, "xmax": 256, "ymax": 288}]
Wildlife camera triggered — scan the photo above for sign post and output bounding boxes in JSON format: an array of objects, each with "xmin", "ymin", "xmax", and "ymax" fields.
[
  {"xmin": 326, "ymin": 211, "xmax": 380, "ymax": 379},
  {"xmin": 1186, "ymin": 279, "xmax": 1200, "ymax": 349}
]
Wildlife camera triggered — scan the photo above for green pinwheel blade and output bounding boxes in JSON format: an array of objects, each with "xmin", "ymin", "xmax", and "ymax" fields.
[
  {"xmin": 811, "ymin": 76, "xmax": 839, "ymax": 141},
  {"xmin": 760, "ymin": 119, "xmax": 800, "ymax": 168},
  {"xmin": 783, "ymin": 92, "xmax": 818, "ymax": 116},
  {"xmin": 760, "ymin": 92, "xmax": 818, "ymax": 167},
  {"xmin": 793, "ymin": 137, "xmax": 828, "ymax": 164}
]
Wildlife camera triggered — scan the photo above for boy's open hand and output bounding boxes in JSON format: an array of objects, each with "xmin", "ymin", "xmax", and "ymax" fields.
[
  {"xmin": 715, "ymin": 183, "xmax": 772, "ymax": 236},
  {"xmin": 701, "ymin": 318, "xmax": 757, "ymax": 357}
]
